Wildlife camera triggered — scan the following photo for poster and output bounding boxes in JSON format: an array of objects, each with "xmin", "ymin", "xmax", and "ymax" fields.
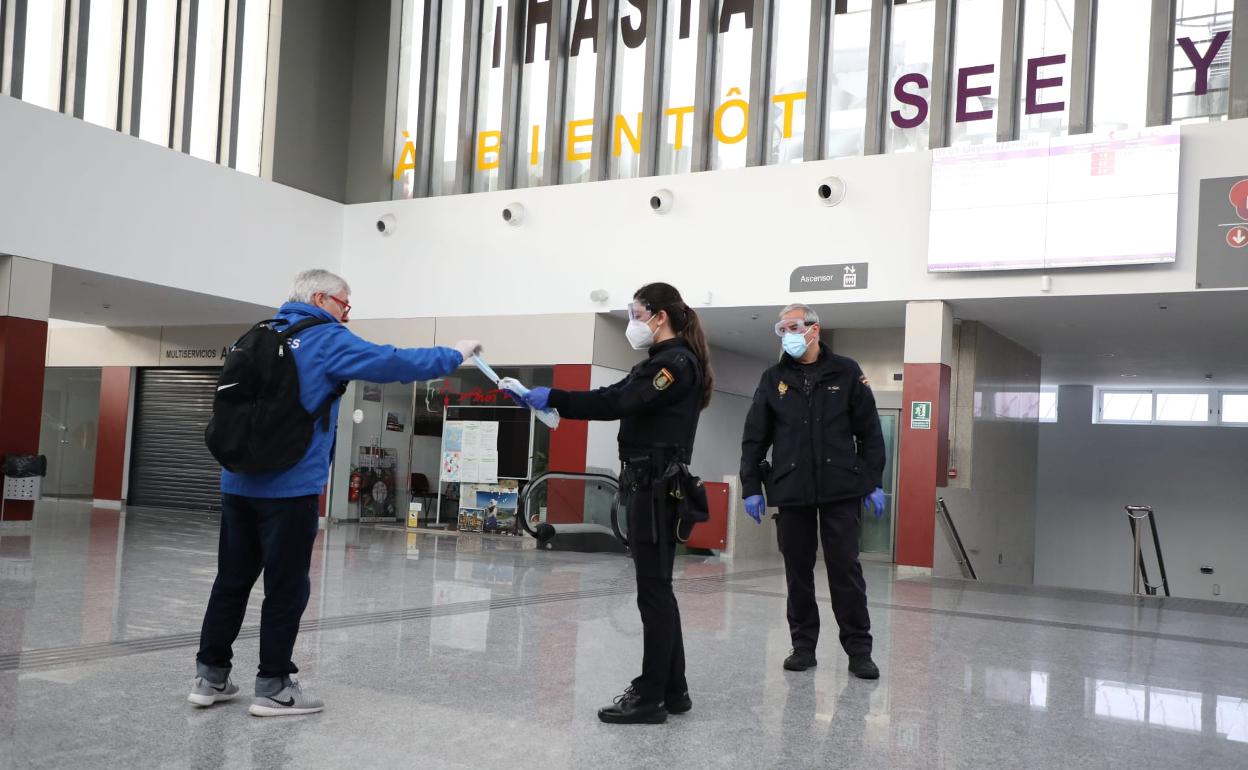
[
  {"xmin": 363, "ymin": 383, "xmax": 383, "ymax": 402},
  {"xmin": 459, "ymin": 480, "xmax": 520, "ymax": 535},
  {"xmin": 356, "ymin": 447, "xmax": 398, "ymax": 521},
  {"xmin": 441, "ymin": 451, "xmax": 462, "ymax": 482},
  {"xmin": 386, "ymin": 411, "xmax": 405, "ymax": 432}
]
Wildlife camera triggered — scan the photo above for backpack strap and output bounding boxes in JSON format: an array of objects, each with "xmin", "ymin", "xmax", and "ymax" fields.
[
  {"xmin": 274, "ymin": 316, "xmax": 333, "ymax": 339},
  {"xmin": 269, "ymin": 316, "xmax": 341, "ymax": 430},
  {"xmin": 314, "ymin": 382, "xmax": 349, "ymax": 431}
]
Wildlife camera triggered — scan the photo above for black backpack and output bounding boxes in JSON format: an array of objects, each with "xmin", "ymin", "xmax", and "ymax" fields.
[{"xmin": 205, "ymin": 317, "xmax": 346, "ymax": 474}]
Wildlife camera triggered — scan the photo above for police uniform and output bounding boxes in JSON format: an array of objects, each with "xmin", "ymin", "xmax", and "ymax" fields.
[
  {"xmin": 547, "ymin": 337, "xmax": 703, "ymax": 707},
  {"xmin": 739, "ymin": 342, "xmax": 885, "ymax": 659}
]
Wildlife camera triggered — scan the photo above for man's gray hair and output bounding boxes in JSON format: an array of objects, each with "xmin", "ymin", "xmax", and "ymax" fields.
[
  {"xmin": 779, "ymin": 303, "xmax": 819, "ymax": 325},
  {"xmin": 289, "ymin": 269, "xmax": 350, "ymax": 304}
]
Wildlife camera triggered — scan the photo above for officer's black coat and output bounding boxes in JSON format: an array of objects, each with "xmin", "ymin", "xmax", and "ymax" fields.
[
  {"xmin": 739, "ymin": 343, "xmax": 885, "ymax": 507},
  {"xmin": 547, "ymin": 338, "xmax": 702, "ymax": 462}
]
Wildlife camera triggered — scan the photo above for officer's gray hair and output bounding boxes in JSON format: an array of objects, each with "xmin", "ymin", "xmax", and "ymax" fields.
[
  {"xmin": 779, "ymin": 303, "xmax": 819, "ymax": 325},
  {"xmin": 289, "ymin": 269, "xmax": 350, "ymax": 304}
]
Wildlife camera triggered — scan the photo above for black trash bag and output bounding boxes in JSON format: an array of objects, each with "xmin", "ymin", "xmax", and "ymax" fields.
[{"xmin": 3, "ymin": 454, "xmax": 47, "ymax": 478}]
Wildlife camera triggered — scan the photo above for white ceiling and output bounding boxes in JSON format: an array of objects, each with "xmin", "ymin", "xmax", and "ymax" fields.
[{"xmin": 49, "ymin": 265, "xmax": 276, "ymax": 327}]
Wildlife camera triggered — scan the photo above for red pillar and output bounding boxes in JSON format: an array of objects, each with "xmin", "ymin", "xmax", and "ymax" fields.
[
  {"xmin": 0, "ymin": 316, "xmax": 49, "ymax": 521},
  {"xmin": 91, "ymin": 367, "xmax": 131, "ymax": 505},
  {"xmin": 896, "ymin": 363, "xmax": 951, "ymax": 569},
  {"xmin": 545, "ymin": 364, "xmax": 591, "ymax": 524}
]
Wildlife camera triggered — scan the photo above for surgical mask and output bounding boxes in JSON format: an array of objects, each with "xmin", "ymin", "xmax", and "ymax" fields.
[
  {"xmin": 626, "ymin": 318, "xmax": 655, "ymax": 350},
  {"xmin": 782, "ymin": 331, "xmax": 810, "ymax": 359}
]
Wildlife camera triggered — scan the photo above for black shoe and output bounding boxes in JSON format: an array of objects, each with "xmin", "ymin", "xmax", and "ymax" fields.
[
  {"xmin": 848, "ymin": 654, "xmax": 880, "ymax": 680},
  {"xmin": 597, "ymin": 687, "xmax": 668, "ymax": 725},
  {"xmin": 665, "ymin": 690, "xmax": 693, "ymax": 714},
  {"xmin": 784, "ymin": 648, "xmax": 818, "ymax": 672}
]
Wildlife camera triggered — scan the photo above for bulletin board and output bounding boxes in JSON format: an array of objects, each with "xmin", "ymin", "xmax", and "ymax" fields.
[{"xmin": 435, "ymin": 404, "xmax": 533, "ymax": 527}]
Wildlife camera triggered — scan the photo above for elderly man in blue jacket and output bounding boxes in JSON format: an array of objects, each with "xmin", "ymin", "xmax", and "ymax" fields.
[{"xmin": 189, "ymin": 269, "xmax": 479, "ymax": 717}]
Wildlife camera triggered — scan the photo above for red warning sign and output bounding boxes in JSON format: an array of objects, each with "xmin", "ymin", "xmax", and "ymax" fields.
[
  {"xmin": 1231, "ymin": 179, "xmax": 1248, "ymax": 221},
  {"xmin": 1228, "ymin": 226, "xmax": 1248, "ymax": 249}
]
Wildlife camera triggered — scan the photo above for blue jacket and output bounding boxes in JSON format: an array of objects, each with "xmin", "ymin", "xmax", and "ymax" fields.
[{"xmin": 220, "ymin": 302, "xmax": 464, "ymax": 499}]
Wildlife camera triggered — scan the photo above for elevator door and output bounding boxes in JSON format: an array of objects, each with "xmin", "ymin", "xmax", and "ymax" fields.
[{"xmin": 860, "ymin": 409, "xmax": 900, "ymax": 561}]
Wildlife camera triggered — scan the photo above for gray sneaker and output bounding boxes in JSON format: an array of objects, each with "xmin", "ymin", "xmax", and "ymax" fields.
[
  {"xmin": 248, "ymin": 679, "xmax": 324, "ymax": 717},
  {"xmin": 188, "ymin": 676, "xmax": 240, "ymax": 707}
]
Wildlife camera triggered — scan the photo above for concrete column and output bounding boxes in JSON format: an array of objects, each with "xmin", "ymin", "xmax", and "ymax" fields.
[
  {"xmin": 897, "ymin": 300, "xmax": 954, "ymax": 571},
  {"xmin": 0, "ymin": 256, "xmax": 53, "ymax": 521}
]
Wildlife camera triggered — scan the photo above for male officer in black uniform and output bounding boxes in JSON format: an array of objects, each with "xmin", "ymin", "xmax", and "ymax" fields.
[
  {"xmin": 739, "ymin": 303, "xmax": 886, "ymax": 679},
  {"xmin": 516, "ymin": 283, "xmax": 712, "ymax": 724}
]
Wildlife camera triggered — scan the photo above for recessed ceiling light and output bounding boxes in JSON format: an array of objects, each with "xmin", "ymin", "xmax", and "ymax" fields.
[{"xmin": 1120, "ymin": 373, "xmax": 1138, "ymax": 378}]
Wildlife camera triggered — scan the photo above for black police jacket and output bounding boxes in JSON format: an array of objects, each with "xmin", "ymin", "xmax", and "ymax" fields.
[
  {"xmin": 739, "ymin": 343, "xmax": 885, "ymax": 507},
  {"xmin": 547, "ymin": 338, "xmax": 703, "ymax": 463}
]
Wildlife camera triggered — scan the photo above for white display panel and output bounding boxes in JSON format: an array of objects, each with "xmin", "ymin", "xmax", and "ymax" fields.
[{"xmin": 928, "ymin": 126, "xmax": 1180, "ymax": 272}]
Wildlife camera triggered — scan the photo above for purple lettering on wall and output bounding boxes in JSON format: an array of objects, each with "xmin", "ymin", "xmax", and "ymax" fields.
[
  {"xmin": 891, "ymin": 73, "xmax": 930, "ymax": 129},
  {"xmin": 1025, "ymin": 54, "xmax": 1066, "ymax": 115},
  {"xmin": 956, "ymin": 64, "xmax": 995, "ymax": 122},
  {"xmin": 1177, "ymin": 30, "xmax": 1230, "ymax": 95}
]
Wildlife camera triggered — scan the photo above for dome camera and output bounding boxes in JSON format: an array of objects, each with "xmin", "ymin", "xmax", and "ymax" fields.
[
  {"xmin": 649, "ymin": 189, "xmax": 674, "ymax": 214},
  {"xmin": 502, "ymin": 203, "xmax": 526, "ymax": 225},
  {"xmin": 376, "ymin": 213, "xmax": 397, "ymax": 235},
  {"xmin": 816, "ymin": 177, "xmax": 847, "ymax": 207}
]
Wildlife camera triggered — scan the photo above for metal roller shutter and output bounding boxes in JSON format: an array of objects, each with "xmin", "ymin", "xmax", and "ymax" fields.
[{"xmin": 128, "ymin": 369, "xmax": 223, "ymax": 511}]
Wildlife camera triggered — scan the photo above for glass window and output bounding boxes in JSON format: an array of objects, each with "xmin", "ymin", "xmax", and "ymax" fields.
[
  {"xmin": 884, "ymin": 0, "xmax": 934, "ymax": 153},
  {"xmin": 1149, "ymin": 687, "xmax": 1203, "ymax": 733},
  {"xmin": 427, "ymin": 0, "xmax": 468, "ymax": 194},
  {"xmin": 1091, "ymin": 0, "xmax": 1149, "ymax": 133},
  {"xmin": 1018, "ymin": 0, "xmax": 1073, "ymax": 141},
  {"xmin": 950, "ymin": 0, "xmax": 1003, "ymax": 146},
  {"xmin": 1154, "ymin": 393, "xmax": 1209, "ymax": 423},
  {"xmin": 1171, "ymin": 0, "xmax": 1234, "ymax": 123},
  {"xmin": 710, "ymin": 0, "xmax": 753, "ymax": 170},
  {"xmin": 1100, "ymin": 391, "xmax": 1152, "ymax": 423},
  {"xmin": 473, "ymin": 0, "xmax": 507, "ymax": 191},
  {"xmin": 766, "ymin": 0, "xmax": 809, "ymax": 164},
  {"xmin": 658, "ymin": 0, "xmax": 698, "ymax": 175},
  {"xmin": 22, "ymin": 0, "xmax": 67, "ymax": 110},
  {"xmin": 610, "ymin": 0, "xmax": 649, "ymax": 180},
  {"xmin": 83, "ymin": 0, "xmax": 126, "ymax": 129},
  {"xmin": 517, "ymin": 0, "xmax": 551, "ymax": 188},
  {"xmin": 189, "ymin": 0, "xmax": 227, "ymax": 162},
  {"xmin": 825, "ymin": 3, "xmax": 871, "ymax": 159},
  {"xmin": 139, "ymin": 0, "xmax": 179, "ymax": 147},
  {"xmin": 1217, "ymin": 695, "xmax": 1248, "ymax": 743},
  {"xmin": 395, "ymin": 0, "xmax": 426, "ymax": 197},
  {"xmin": 234, "ymin": 0, "xmax": 271, "ymax": 176},
  {"xmin": 1221, "ymin": 393, "xmax": 1248, "ymax": 425},
  {"xmin": 562, "ymin": 0, "xmax": 599, "ymax": 183},
  {"xmin": 1039, "ymin": 390, "xmax": 1058, "ymax": 423}
]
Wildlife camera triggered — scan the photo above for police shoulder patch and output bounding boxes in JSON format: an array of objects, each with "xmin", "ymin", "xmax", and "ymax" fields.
[{"xmin": 653, "ymin": 368, "xmax": 675, "ymax": 391}]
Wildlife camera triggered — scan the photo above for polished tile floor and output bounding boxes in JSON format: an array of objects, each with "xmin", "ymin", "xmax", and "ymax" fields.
[{"xmin": 3, "ymin": 501, "xmax": 1248, "ymax": 769}]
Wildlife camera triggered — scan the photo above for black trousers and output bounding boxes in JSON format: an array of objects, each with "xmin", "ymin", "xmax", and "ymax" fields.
[
  {"xmin": 196, "ymin": 493, "xmax": 320, "ymax": 681},
  {"xmin": 776, "ymin": 497, "xmax": 872, "ymax": 656},
  {"xmin": 628, "ymin": 495, "xmax": 687, "ymax": 704}
]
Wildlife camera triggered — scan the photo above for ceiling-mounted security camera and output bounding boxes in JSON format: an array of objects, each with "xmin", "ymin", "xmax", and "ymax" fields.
[
  {"xmin": 649, "ymin": 189, "xmax": 674, "ymax": 214},
  {"xmin": 589, "ymin": 289, "xmax": 609, "ymax": 303},
  {"xmin": 502, "ymin": 203, "xmax": 525, "ymax": 225},
  {"xmin": 816, "ymin": 177, "xmax": 847, "ymax": 207},
  {"xmin": 376, "ymin": 213, "xmax": 397, "ymax": 235}
]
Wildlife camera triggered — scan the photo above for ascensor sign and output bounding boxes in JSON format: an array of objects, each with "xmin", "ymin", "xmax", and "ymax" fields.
[{"xmin": 394, "ymin": 2, "xmax": 1232, "ymax": 177}]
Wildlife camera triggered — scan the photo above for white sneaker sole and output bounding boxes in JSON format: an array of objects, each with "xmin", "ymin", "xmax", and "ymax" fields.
[
  {"xmin": 248, "ymin": 703, "xmax": 324, "ymax": 717},
  {"xmin": 188, "ymin": 691, "xmax": 238, "ymax": 707}
]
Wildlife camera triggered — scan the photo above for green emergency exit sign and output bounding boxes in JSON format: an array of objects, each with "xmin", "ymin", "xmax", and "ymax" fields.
[{"xmin": 911, "ymin": 401, "xmax": 932, "ymax": 430}]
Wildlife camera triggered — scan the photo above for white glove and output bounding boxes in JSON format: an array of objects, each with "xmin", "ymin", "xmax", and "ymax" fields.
[{"xmin": 453, "ymin": 340, "xmax": 483, "ymax": 361}]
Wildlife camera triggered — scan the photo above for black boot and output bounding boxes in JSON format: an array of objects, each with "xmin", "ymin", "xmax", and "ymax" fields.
[
  {"xmin": 598, "ymin": 687, "xmax": 668, "ymax": 725},
  {"xmin": 848, "ymin": 654, "xmax": 880, "ymax": 680},
  {"xmin": 784, "ymin": 648, "xmax": 818, "ymax": 671},
  {"xmin": 665, "ymin": 690, "xmax": 693, "ymax": 715}
]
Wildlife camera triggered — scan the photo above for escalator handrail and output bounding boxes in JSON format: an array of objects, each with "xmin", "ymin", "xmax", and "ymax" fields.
[
  {"xmin": 1126, "ymin": 505, "xmax": 1170, "ymax": 597},
  {"xmin": 519, "ymin": 471, "xmax": 621, "ymax": 539}
]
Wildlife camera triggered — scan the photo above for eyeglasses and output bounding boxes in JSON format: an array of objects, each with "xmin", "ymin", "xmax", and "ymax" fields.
[
  {"xmin": 775, "ymin": 319, "xmax": 814, "ymax": 337},
  {"xmin": 325, "ymin": 294, "xmax": 351, "ymax": 316}
]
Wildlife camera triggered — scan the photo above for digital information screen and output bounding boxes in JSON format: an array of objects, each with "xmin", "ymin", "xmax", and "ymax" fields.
[{"xmin": 928, "ymin": 126, "xmax": 1180, "ymax": 272}]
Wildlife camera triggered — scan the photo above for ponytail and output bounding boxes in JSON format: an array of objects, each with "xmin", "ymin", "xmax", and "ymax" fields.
[{"xmin": 633, "ymin": 283, "xmax": 715, "ymax": 410}]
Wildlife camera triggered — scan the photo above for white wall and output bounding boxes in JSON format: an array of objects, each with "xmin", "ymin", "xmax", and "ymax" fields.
[
  {"xmin": 339, "ymin": 121, "xmax": 1248, "ymax": 321},
  {"xmin": 1035, "ymin": 385, "xmax": 1248, "ymax": 602},
  {"xmin": 0, "ymin": 97, "xmax": 343, "ymax": 308}
]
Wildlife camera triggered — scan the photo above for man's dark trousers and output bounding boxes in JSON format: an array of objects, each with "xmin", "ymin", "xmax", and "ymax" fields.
[
  {"xmin": 196, "ymin": 493, "xmax": 320, "ymax": 683},
  {"xmin": 776, "ymin": 497, "xmax": 872, "ymax": 655}
]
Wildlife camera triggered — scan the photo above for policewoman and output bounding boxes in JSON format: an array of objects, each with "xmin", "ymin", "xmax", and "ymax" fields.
[{"xmin": 520, "ymin": 283, "xmax": 713, "ymax": 725}]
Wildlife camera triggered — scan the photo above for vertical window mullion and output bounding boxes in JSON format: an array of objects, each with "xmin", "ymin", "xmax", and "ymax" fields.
[
  {"xmin": 7, "ymin": 0, "xmax": 27, "ymax": 99},
  {"xmin": 219, "ymin": 0, "xmax": 241, "ymax": 166},
  {"xmin": 413, "ymin": 0, "xmax": 443, "ymax": 197},
  {"xmin": 639, "ymin": 0, "xmax": 668, "ymax": 176},
  {"xmin": 743, "ymin": 0, "xmax": 772, "ymax": 167},
  {"xmin": 1145, "ymin": 0, "xmax": 1174, "ymax": 126},
  {"xmin": 541, "ymin": 0, "xmax": 570, "ymax": 185},
  {"xmin": 803, "ymin": 0, "xmax": 831, "ymax": 161},
  {"xmin": 1068, "ymin": 0, "xmax": 1096, "ymax": 135},
  {"xmin": 928, "ymin": 0, "xmax": 955, "ymax": 149},
  {"xmin": 588, "ymin": 0, "xmax": 617, "ymax": 181},
  {"xmin": 862, "ymin": 0, "xmax": 891, "ymax": 155},
  {"xmin": 1230, "ymin": 0, "xmax": 1248, "ymax": 120},
  {"xmin": 995, "ymin": 0, "xmax": 1023, "ymax": 142},
  {"xmin": 172, "ymin": 0, "xmax": 195, "ymax": 151},
  {"xmin": 499, "ymin": 0, "xmax": 526, "ymax": 189},
  {"xmin": 65, "ymin": 0, "xmax": 89, "ymax": 117},
  {"xmin": 455, "ymin": 0, "xmax": 484, "ymax": 194},
  {"xmin": 690, "ymin": 0, "xmax": 718, "ymax": 172}
]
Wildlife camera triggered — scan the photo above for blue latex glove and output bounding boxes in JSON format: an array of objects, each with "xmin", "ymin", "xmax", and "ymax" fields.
[
  {"xmin": 864, "ymin": 487, "xmax": 886, "ymax": 519},
  {"xmin": 744, "ymin": 494, "xmax": 766, "ymax": 524},
  {"xmin": 525, "ymin": 387, "xmax": 551, "ymax": 411}
]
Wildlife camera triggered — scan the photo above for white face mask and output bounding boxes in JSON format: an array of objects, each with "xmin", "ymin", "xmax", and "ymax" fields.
[{"xmin": 625, "ymin": 318, "xmax": 656, "ymax": 350}]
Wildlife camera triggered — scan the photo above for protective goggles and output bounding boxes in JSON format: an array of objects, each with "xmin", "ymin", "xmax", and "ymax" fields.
[
  {"xmin": 775, "ymin": 319, "xmax": 815, "ymax": 337},
  {"xmin": 628, "ymin": 301, "xmax": 654, "ymax": 322}
]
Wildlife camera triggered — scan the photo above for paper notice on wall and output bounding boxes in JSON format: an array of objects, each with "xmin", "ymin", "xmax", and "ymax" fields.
[
  {"xmin": 440, "ymin": 451, "xmax": 462, "ymax": 482},
  {"xmin": 478, "ymin": 450, "xmax": 499, "ymax": 484},
  {"xmin": 479, "ymin": 422, "xmax": 499, "ymax": 453},
  {"xmin": 460, "ymin": 455, "xmax": 480, "ymax": 484},
  {"xmin": 443, "ymin": 422, "xmax": 465, "ymax": 453},
  {"xmin": 462, "ymin": 421, "xmax": 482, "ymax": 453}
]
